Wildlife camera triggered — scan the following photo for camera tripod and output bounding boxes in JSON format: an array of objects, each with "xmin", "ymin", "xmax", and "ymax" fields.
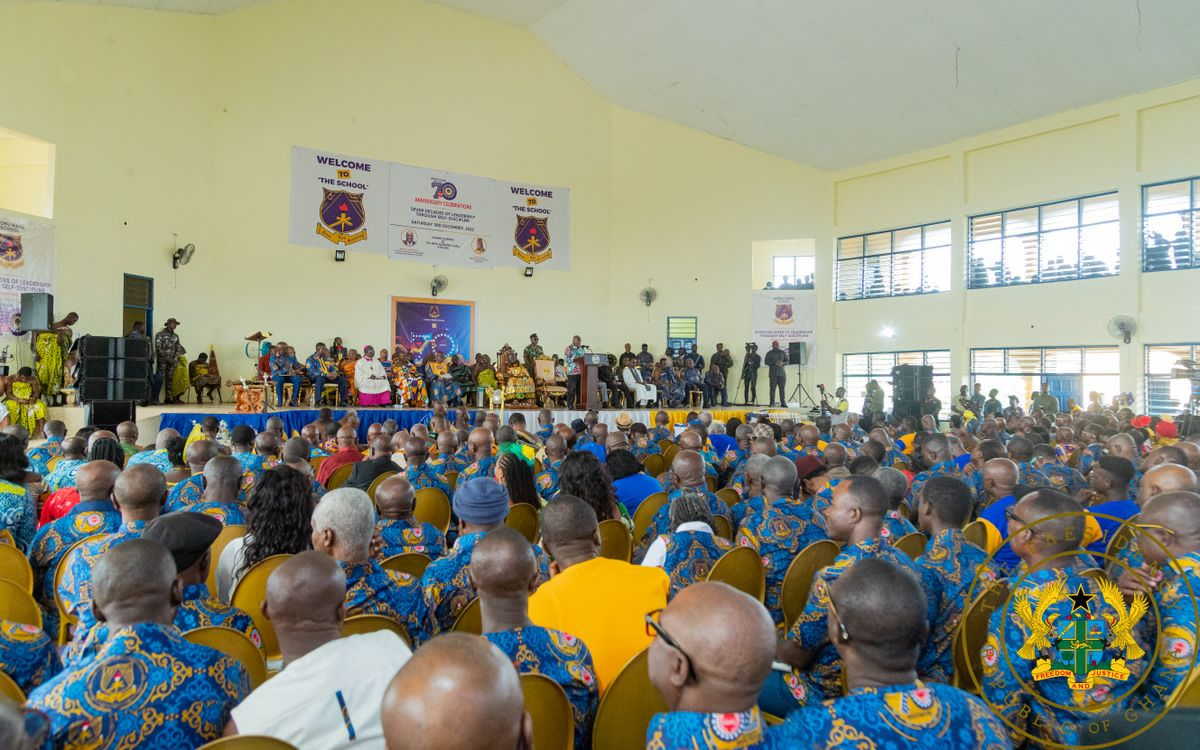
[{"xmin": 788, "ymin": 364, "xmax": 819, "ymax": 410}]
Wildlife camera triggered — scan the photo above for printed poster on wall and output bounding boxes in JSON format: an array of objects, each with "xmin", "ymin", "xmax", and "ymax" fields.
[
  {"xmin": 391, "ymin": 296, "xmax": 475, "ymax": 361},
  {"xmin": 0, "ymin": 209, "xmax": 55, "ymax": 335},
  {"xmin": 289, "ymin": 146, "xmax": 570, "ymax": 270},
  {"xmin": 751, "ymin": 291, "xmax": 817, "ymax": 366}
]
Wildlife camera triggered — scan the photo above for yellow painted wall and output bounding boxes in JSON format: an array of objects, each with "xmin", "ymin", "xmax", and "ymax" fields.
[{"xmin": 0, "ymin": 128, "xmax": 54, "ymax": 219}]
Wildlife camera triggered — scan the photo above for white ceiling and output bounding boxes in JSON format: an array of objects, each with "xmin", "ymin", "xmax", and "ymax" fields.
[{"xmin": 37, "ymin": 0, "xmax": 1200, "ymax": 169}]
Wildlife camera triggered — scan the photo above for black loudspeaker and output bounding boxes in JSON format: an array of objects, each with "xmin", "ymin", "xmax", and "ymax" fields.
[
  {"xmin": 77, "ymin": 335, "xmax": 152, "ymax": 404},
  {"xmin": 787, "ymin": 341, "xmax": 808, "ymax": 365},
  {"xmin": 83, "ymin": 400, "xmax": 136, "ymax": 431},
  {"xmin": 80, "ymin": 379, "xmax": 149, "ymax": 403},
  {"xmin": 891, "ymin": 365, "xmax": 933, "ymax": 403},
  {"xmin": 19, "ymin": 293, "xmax": 53, "ymax": 331}
]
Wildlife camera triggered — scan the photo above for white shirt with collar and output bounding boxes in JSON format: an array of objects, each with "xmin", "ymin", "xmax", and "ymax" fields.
[{"xmin": 641, "ymin": 520, "xmax": 714, "ymax": 569}]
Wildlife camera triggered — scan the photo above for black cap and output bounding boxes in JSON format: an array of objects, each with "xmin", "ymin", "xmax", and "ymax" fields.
[{"xmin": 143, "ymin": 512, "xmax": 223, "ymax": 571}]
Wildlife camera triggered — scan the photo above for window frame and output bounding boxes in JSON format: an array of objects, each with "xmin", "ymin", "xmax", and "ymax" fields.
[
  {"xmin": 1144, "ymin": 343, "xmax": 1199, "ymax": 415},
  {"xmin": 770, "ymin": 255, "xmax": 815, "ymax": 290},
  {"xmin": 968, "ymin": 345, "xmax": 1121, "ymax": 409},
  {"xmin": 1141, "ymin": 176, "xmax": 1199, "ymax": 273},
  {"xmin": 841, "ymin": 349, "xmax": 952, "ymax": 416},
  {"xmin": 666, "ymin": 316, "xmax": 698, "ymax": 353},
  {"xmin": 835, "ymin": 220, "xmax": 952, "ymax": 301}
]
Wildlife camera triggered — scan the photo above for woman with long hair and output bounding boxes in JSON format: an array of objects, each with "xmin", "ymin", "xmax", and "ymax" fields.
[
  {"xmin": 164, "ymin": 435, "xmax": 189, "ymax": 485},
  {"xmin": 216, "ymin": 466, "xmax": 315, "ymax": 601},
  {"xmin": 0, "ymin": 434, "xmax": 34, "ymax": 550},
  {"xmin": 557, "ymin": 451, "xmax": 626, "ymax": 523},
  {"xmin": 87, "ymin": 437, "xmax": 125, "ymax": 469},
  {"xmin": 494, "ymin": 452, "xmax": 540, "ymax": 506}
]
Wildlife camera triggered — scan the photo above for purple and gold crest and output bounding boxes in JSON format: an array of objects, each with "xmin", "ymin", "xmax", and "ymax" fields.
[
  {"xmin": 315, "ymin": 189, "xmax": 368, "ymax": 246},
  {"xmin": 512, "ymin": 215, "xmax": 552, "ymax": 264},
  {"xmin": 774, "ymin": 304, "xmax": 794, "ymax": 325},
  {"xmin": 0, "ymin": 233, "xmax": 23, "ymax": 270}
]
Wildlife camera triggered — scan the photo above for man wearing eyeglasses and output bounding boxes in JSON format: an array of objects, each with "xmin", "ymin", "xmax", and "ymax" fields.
[
  {"xmin": 644, "ymin": 583, "xmax": 775, "ymax": 748},
  {"xmin": 760, "ymin": 476, "xmax": 930, "ymax": 717},
  {"xmin": 1109, "ymin": 462, "xmax": 1198, "ymax": 574},
  {"xmin": 769, "ymin": 558, "xmax": 1011, "ymax": 748}
]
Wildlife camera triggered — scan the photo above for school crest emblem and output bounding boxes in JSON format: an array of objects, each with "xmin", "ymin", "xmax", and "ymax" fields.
[
  {"xmin": 316, "ymin": 189, "xmax": 368, "ymax": 246},
  {"xmin": 512, "ymin": 215, "xmax": 552, "ymax": 264},
  {"xmin": 774, "ymin": 304, "xmax": 793, "ymax": 325},
  {"xmin": 0, "ymin": 233, "xmax": 22, "ymax": 269}
]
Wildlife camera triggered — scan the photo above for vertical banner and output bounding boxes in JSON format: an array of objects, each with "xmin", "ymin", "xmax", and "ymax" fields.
[
  {"xmin": 390, "ymin": 296, "xmax": 475, "ymax": 360},
  {"xmin": 0, "ymin": 210, "xmax": 55, "ymax": 335},
  {"xmin": 751, "ymin": 291, "xmax": 817, "ymax": 366},
  {"xmin": 288, "ymin": 147, "xmax": 390, "ymax": 254}
]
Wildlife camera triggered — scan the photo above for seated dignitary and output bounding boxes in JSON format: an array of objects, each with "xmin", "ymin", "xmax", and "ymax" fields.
[
  {"xmin": 226, "ymin": 551, "xmax": 411, "ymax": 747},
  {"xmin": 28, "ymin": 539, "xmax": 250, "ymax": 747},
  {"xmin": 645, "ymin": 582, "xmax": 775, "ymax": 748},
  {"xmin": 769, "ymin": 558, "xmax": 1011, "ymax": 748},
  {"xmin": 380, "ymin": 632, "xmax": 533, "ymax": 750}
]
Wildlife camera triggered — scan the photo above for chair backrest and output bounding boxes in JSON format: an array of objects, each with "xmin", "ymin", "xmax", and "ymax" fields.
[
  {"xmin": 367, "ymin": 471, "xmax": 398, "ymax": 502},
  {"xmin": 952, "ymin": 579, "xmax": 1010, "ymax": 694},
  {"xmin": 705, "ymin": 476, "xmax": 717, "ymax": 492},
  {"xmin": 781, "ymin": 539, "xmax": 840, "ymax": 630},
  {"xmin": 657, "ymin": 439, "xmax": 673, "ymax": 452},
  {"xmin": 381, "ymin": 552, "xmax": 433, "ymax": 579},
  {"xmin": 597, "ymin": 519, "xmax": 632, "ymax": 562},
  {"xmin": 505, "ymin": 503, "xmax": 541, "ymax": 544},
  {"xmin": 0, "ymin": 668, "xmax": 23, "ymax": 702},
  {"xmin": 894, "ymin": 532, "xmax": 928, "ymax": 559},
  {"xmin": 341, "ymin": 614, "xmax": 412, "ymax": 648},
  {"xmin": 961, "ymin": 519, "xmax": 987, "ymax": 549},
  {"xmin": 230, "ymin": 554, "xmax": 293, "ymax": 660},
  {"xmin": 0, "ymin": 529, "xmax": 13, "ymax": 546},
  {"xmin": 706, "ymin": 546, "xmax": 765, "ymax": 602},
  {"xmin": 533, "ymin": 359, "xmax": 555, "ymax": 382},
  {"xmin": 54, "ymin": 535, "xmax": 101, "ymax": 644},
  {"xmin": 715, "ymin": 488, "xmax": 740, "ymax": 511},
  {"xmin": 445, "ymin": 471, "xmax": 460, "ymax": 492},
  {"xmin": 413, "ymin": 488, "xmax": 452, "ymax": 534},
  {"xmin": 632, "ymin": 492, "xmax": 668, "ymax": 545},
  {"xmin": 309, "ymin": 456, "xmax": 326, "ymax": 474},
  {"xmin": 197, "ymin": 736, "xmax": 299, "ymax": 750},
  {"xmin": 642, "ymin": 454, "xmax": 664, "ymax": 478},
  {"xmin": 0, "ymin": 578, "xmax": 41, "ymax": 628},
  {"xmin": 207, "ymin": 524, "xmax": 248, "ymax": 595},
  {"xmin": 591, "ymin": 648, "xmax": 667, "ymax": 750},
  {"xmin": 662, "ymin": 444, "xmax": 680, "ymax": 466},
  {"xmin": 184, "ymin": 626, "xmax": 269, "ymax": 690},
  {"xmin": 711, "ymin": 515, "xmax": 733, "ymax": 541},
  {"xmin": 0, "ymin": 543, "xmax": 33, "ymax": 592},
  {"xmin": 326, "ymin": 463, "xmax": 354, "ymax": 490},
  {"xmin": 451, "ymin": 597, "xmax": 481, "ymax": 635},
  {"xmin": 521, "ymin": 673, "xmax": 575, "ymax": 750},
  {"xmin": 1177, "ymin": 665, "xmax": 1200, "ymax": 707}
]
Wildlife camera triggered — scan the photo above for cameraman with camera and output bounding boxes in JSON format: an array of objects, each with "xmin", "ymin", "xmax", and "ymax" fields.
[
  {"xmin": 710, "ymin": 343, "xmax": 733, "ymax": 407},
  {"xmin": 741, "ymin": 342, "xmax": 761, "ymax": 405}
]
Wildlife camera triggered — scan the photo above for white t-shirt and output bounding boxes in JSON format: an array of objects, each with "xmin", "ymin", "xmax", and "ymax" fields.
[
  {"xmin": 231, "ymin": 630, "xmax": 411, "ymax": 749},
  {"xmin": 216, "ymin": 535, "xmax": 250, "ymax": 603}
]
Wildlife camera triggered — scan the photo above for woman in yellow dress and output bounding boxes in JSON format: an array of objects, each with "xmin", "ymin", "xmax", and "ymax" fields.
[
  {"xmin": 34, "ymin": 312, "xmax": 77, "ymax": 403},
  {"xmin": 500, "ymin": 349, "xmax": 536, "ymax": 404},
  {"xmin": 169, "ymin": 353, "xmax": 191, "ymax": 402},
  {"xmin": 3, "ymin": 367, "xmax": 47, "ymax": 435}
]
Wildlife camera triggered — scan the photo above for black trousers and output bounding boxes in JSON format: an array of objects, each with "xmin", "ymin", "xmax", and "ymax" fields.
[
  {"xmin": 769, "ymin": 374, "xmax": 786, "ymax": 406},
  {"xmin": 742, "ymin": 373, "xmax": 758, "ymax": 404},
  {"xmin": 567, "ymin": 374, "xmax": 581, "ymax": 408}
]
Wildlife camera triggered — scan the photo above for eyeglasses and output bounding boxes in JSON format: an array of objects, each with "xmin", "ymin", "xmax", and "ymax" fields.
[
  {"xmin": 645, "ymin": 609, "xmax": 695, "ymax": 681},
  {"xmin": 826, "ymin": 591, "xmax": 852, "ymax": 643}
]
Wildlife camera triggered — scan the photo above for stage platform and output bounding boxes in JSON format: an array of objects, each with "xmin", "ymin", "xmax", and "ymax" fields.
[{"xmin": 46, "ymin": 403, "xmax": 805, "ymax": 441}]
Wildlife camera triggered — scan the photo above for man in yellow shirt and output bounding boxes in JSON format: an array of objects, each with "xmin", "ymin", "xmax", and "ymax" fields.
[{"xmin": 529, "ymin": 495, "xmax": 669, "ymax": 692}]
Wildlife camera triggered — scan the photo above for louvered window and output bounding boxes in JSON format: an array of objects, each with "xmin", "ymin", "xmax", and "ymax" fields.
[{"xmin": 835, "ymin": 221, "xmax": 950, "ymax": 300}]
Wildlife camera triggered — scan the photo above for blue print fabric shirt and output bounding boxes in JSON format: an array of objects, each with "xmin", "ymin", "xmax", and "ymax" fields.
[
  {"xmin": 45, "ymin": 458, "xmax": 86, "ymax": 494},
  {"xmin": 646, "ymin": 707, "xmax": 767, "ymax": 749},
  {"xmin": 458, "ymin": 455, "xmax": 497, "ymax": 483},
  {"xmin": 486, "ymin": 626, "xmax": 599, "ymax": 750},
  {"xmin": 915, "ymin": 529, "xmax": 999, "ymax": 683},
  {"xmin": 59, "ymin": 520, "xmax": 148, "ymax": 648},
  {"xmin": 28, "ymin": 622, "xmax": 250, "ymax": 749},
  {"xmin": 185, "ymin": 501, "xmax": 247, "ymax": 526},
  {"xmin": 768, "ymin": 681, "xmax": 1012, "ymax": 749},
  {"xmin": 0, "ymin": 478, "xmax": 36, "ymax": 552},
  {"xmin": 126, "ymin": 449, "xmax": 173, "ymax": 474},
  {"xmin": 27, "ymin": 437, "xmax": 63, "ymax": 475},
  {"xmin": 736, "ymin": 499, "xmax": 825, "ymax": 627},
  {"xmin": 0, "ymin": 618, "xmax": 61, "ymax": 694},
  {"xmin": 376, "ymin": 517, "xmax": 446, "ymax": 559},
  {"xmin": 164, "ymin": 474, "xmax": 205, "ymax": 512},
  {"xmin": 637, "ymin": 488, "xmax": 728, "ymax": 558},
  {"xmin": 905, "ymin": 459, "xmax": 961, "ymax": 509},
  {"xmin": 657, "ymin": 529, "xmax": 732, "ymax": 599},
  {"xmin": 174, "ymin": 583, "xmax": 261, "ymax": 646},
  {"xmin": 1134, "ymin": 550, "xmax": 1200, "ymax": 710},
  {"xmin": 341, "ymin": 560, "xmax": 428, "ymax": 645},
  {"xmin": 404, "ymin": 464, "xmax": 453, "ymax": 497},
  {"xmin": 535, "ymin": 459, "xmax": 562, "ymax": 502},
  {"xmin": 28, "ymin": 503, "xmax": 122, "ymax": 638}
]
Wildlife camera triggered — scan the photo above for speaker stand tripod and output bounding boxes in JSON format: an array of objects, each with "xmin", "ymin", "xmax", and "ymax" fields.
[{"xmin": 788, "ymin": 365, "xmax": 818, "ymax": 410}]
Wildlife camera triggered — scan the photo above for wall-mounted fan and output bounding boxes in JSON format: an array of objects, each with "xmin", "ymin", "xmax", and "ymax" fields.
[
  {"xmin": 172, "ymin": 243, "xmax": 195, "ymax": 269},
  {"xmin": 1106, "ymin": 315, "xmax": 1137, "ymax": 345},
  {"xmin": 431, "ymin": 275, "xmax": 448, "ymax": 297},
  {"xmin": 639, "ymin": 287, "xmax": 657, "ymax": 307}
]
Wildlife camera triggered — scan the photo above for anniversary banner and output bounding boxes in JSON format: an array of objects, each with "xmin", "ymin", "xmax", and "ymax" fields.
[
  {"xmin": 0, "ymin": 210, "xmax": 55, "ymax": 335},
  {"xmin": 289, "ymin": 146, "xmax": 570, "ymax": 270},
  {"xmin": 751, "ymin": 291, "xmax": 818, "ymax": 366}
]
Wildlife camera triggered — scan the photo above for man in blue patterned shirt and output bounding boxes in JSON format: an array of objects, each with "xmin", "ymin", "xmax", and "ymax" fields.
[
  {"xmin": 402, "ymin": 436, "xmax": 452, "ymax": 498},
  {"xmin": 636, "ymin": 451, "xmax": 730, "ymax": 561},
  {"xmin": 457, "ymin": 427, "xmax": 497, "ymax": 483},
  {"xmin": 185, "ymin": 455, "xmax": 249, "ymax": 526},
  {"xmin": 26, "ymin": 419, "xmax": 65, "ymax": 475},
  {"xmin": 0, "ymin": 618, "xmax": 60, "ymax": 695},
  {"xmin": 769, "ymin": 559, "xmax": 1011, "ymax": 749},
  {"xmin": 29, "ymin": 539, "xmax": 249, "ymax": 748},
  {"xmin": 645, "ymin": 582, "xmax": 774, "ymax": 749},
  {"xmin": 904, "ymin": 432, "xmax": 961, "ymax": 510},
  {"xmin": 126, "ymin": 428, "xmax": 180, "ymax": 474},
  {"xmin": 428, "ymin": 431, "xmax": 468, "ymax": 475},
  {"xmin": 375, "ymin": 475, "xmax": 446, "ymax": 559},
  {"xmin": 475, "ymin": 527, "xmax": 599, "ymax": 750},
  {"xmin": 535, "ymin": 434, "xmax": 566, "ymax": 502},
  {"xmin": 164, "ymin": 439, "xmax": 218, "ymax": 511},
  {"xmin": 269, "ymin": 341, "xmax": 302, "ymax": 407},
  {"xmin": 0, "ymin": 434, "xmax": 35, "ymax": 553},
  {"xmin": 306, "ymin": 342, "xmax": 348, "ymax": 406},
  {"xmin": 43, "ymin": 436, "xmax": 86, "ymax": 493}
]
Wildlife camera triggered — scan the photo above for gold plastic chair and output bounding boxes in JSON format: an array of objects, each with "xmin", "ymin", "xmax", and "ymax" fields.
[
  {"xmin": 367, "ymin": 471, "xmax": 398, "ymax": 502},
  {"xmin": 712, "ymin": 515, "xmax": 733, "ymax": 541},
  {"xmin": 445, "ymin": 471, "xmax": 460, "ymax": 492},
  {"xmin": 962, "ymin": 519, "xmax": 987, "ymax": 550},
  {"xmin": 894, "ymin": 532, "xmax": 928, "ymax": 559},
  {"xmin": 309, "ymin": 456, "xmax": 327, "ymax": 474},
  {"xmin": 505, "ymin": 503, "xmax": 540, "ymax": 544},
  {"xmin": 207, "ymin": 524, "xmax": 248, "ymax": 595},
  {"xmin": 632, "ymin": 492, "xmax": 668, "ymax": 546},
  {"xmin": 381, "ymin": 552, "xmax": 432, "ymax": 579},
  {"xmin": 0, "ymin": 579, "xmax": 41, "ymax": 628},
  {"xmin": 591, "ymin": 648, "xmax": 666, "ymax": 750},
  {"xmin": 325, "ymin": 463, "xmax": 354, "ymax": 490},
  {"xmin": 522, "ymin": 673, "xmax": 575, "ymax": 750},
  {"xmin": 341, "ymin": 614, "xmax": 412, "ymax": 648},
  {"xmin": 0, "ymin": 530, "xmax": 13, "ymax": 546},
  {"xmin": 715, "ymin": 488, "xmax": 739, "ymax": 511},
  {"xmin": 706, "ymin": 546, "xmax": 765, "ymax": 602},
  {"xmin": 230, "ymin": 554, "xmax": 293, "ymax": 661},
  {"xmin": 657, "ymin": 439, "xmax": 673, "ymax": 453},
  {"xmin": 597, "ymin": 519, "xmax": 632, "ymax": 562},
  {"xmin": 413, "ymin": 488, "xmax": 452, "ymax": 534},
  {"xmin": 184, "ymin": 626, "xmax": 269, "ymax": 690},
  {"xmin": 642, "ymin": 454, "xmax": 665, "ymax": 478},
  {"xmin": 451, "ymin": 597, "xmax": 481, "ymax": 635},
  {"xmin": 0, "ymin": 543, "xmax": 33, "ymax": 592},
  {"xmin": 662, "ymin": 443, "xmax": 680, "ymax": 465},
  {"xmin": 780, "ymin": 539, "xmax": 840, "ymax": 630},
  {"xmin": 197, "ymin": 736, "xmax": 298, "ymax": 750},
  {"xmin": 952, "ymin": 579, "xmax": 1010, "ymax": 695},
  {"xmin": 0, "ymin": 670, "xmax": 23, "ymax": 702}
]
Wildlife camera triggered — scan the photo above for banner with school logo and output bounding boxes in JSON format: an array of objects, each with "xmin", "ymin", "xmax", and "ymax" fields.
[
  {"xmin": 288, "ymin": 146, "xmax": 570, "ymax": 270},
  {"xmin": 0, "ymin": 210, "xmax": 55, "ymax": 335},
  {"xmin": 751, "ymin": 291, "xmax": 817, "ymax": 366}
]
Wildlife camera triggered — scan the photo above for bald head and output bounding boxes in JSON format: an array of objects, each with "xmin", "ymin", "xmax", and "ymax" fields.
[
  {"xmin": 671, "ymin": 450, "xmax": 705, "ymax": 488},
  {"xmin": 1175, "ymin": 440, "xmax": 1200, "ymax": 471},
  {"xmin": 544, "ymin": 434, "xmax": 566, "ymax": 459},
  {"xmin": 983, "ymin": 458, "xmax": 1019, "ymax": 495},
  {"xmin": 336, "ymin": 426, "xmax": 357, "ymax": 448},
  {"xmin": 405, "ymin": 437, "xmax": 429, "ymax": 465},
  {"xmin": 677, "ymin": 431, "xmax": 702, "ymax": 451},
  {"xmin": 470, "ymin": 528, "xmax": 537, "ymax": 596},
  {"xmin": 375, "ymin": 475, "xmax": 415, "ymax": 519},
  {"xmin": 92, "ymin": 538, "xmax": 177, "ymax": 628},
  {"xmin": 185, "ymin": 440, "xmax": 217, "ymax": 470},
  {"xmin": 203, "ymin": 455, "xmax": 242, "ymax": 495},
  {"xmin": 154, "ymin": 428, "xmax": 180, "ymax": 450},
  {"xmin": 541, "ymin": 496, "xmax": 599, "ymax": 549},
  {"xmin": 829, "ymin": 558, "xmax": 928, "ymax": 672},
  {"xmin": 468, "ymin": 428, "xmax": 493, "ymax": 460},
  {"xmin": 113, "ymin": 464, "xmax": 167, "ymax": 512},
  {"xmin": 1016, "ymin": 489, "xmax": 1085, "ymax": 555},
  {"xmin": 382, "ymin": 633, "xmax": 528, "ymax": 750},
  {"xmin": 823, "ymin": 443, "xmax": 847, "ymax": 468},
  {"xmin": 281, "ymin": 437, "xmax": 311, "ymax": 464},
  {"xmin": 74, "ymin": 460, "xmax": 120, "ymax": 502},
  {"xmin": 265, "ymin": 550, "xmax": 346, "ymax": 629},
  {"xmin": 255, "ymin": 431, "xmax": 280, "ymax": 457},
  {"xmin": 1139, "ymin": 462, "xmax": 1198, "ymax": 507},
  {"xmin": 87, "ymin": 430, "xmax": 118, "ymax": 451},
  {"xmin": 369, "ymin": 436, "xmax": 392, "ymax": 458},
  {"xmin": 60, "ymin": 436, "xmax": 86, "ymax": 459},
  {"xmin": 1141, "ymin": 491, "xmax": 1200, "ymax": 555}
]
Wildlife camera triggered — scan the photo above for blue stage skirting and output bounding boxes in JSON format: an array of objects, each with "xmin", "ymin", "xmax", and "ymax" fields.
[{"xmin": 159, "ymin": 410, "xmax": 450, "ymax": 442}]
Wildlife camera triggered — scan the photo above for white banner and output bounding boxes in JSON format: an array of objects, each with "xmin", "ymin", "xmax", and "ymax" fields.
[
  {"xmin": 0, "ymin": 210, "xmax": 55, "ymax": 335},
  {"xmin": 289, "ymin": 146, "xmax": 570, "ymax": 270},
  {"xmin": 751, "ymin": 291, "xmax": 817, "ymax": 366}
]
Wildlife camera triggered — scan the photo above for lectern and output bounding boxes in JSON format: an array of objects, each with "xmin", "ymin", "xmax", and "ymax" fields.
[{"xmin": 575, "ymin": 353, "xmax": 608, "ymax": 410}]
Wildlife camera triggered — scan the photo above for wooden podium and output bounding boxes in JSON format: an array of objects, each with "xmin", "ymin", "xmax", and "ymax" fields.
[{"xmin": 575, "ymin": 353, "xmax": 608, "ymax": 410}]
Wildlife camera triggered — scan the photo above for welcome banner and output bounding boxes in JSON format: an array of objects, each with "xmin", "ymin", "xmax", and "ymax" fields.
[{"xmin": 751, "ymin": 291, "xmax": 817, "ymax": 366}]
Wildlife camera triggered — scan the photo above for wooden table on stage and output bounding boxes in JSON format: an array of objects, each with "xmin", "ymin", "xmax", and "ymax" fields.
[
  {"xmin": 228, "ymin": 381, "xmax": 266, "ymax": 413},
  {"xmin": 574, "ymin": 354, "xmax": 608, "ymax": 410}
]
